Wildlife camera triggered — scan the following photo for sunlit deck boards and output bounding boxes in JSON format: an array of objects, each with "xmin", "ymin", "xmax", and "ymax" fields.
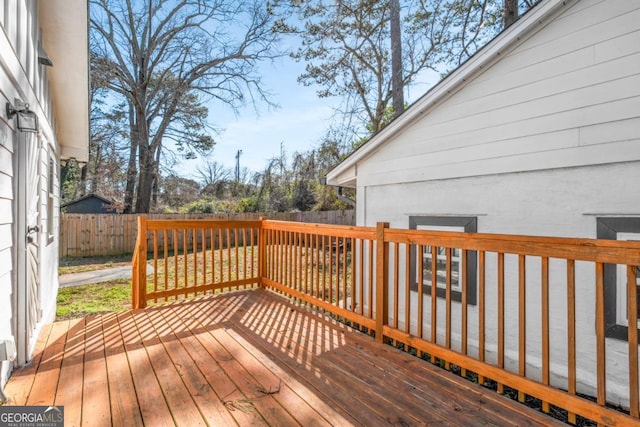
[{"xmin": 4, "ymin": 289, "xmax": 562, "ymax": 426}]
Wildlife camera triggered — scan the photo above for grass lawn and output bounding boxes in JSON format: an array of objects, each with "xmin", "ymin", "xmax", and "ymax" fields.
[
  {"xmin": 56, "ymin": 245, "xmax": 352, "ymax": 320},
  {"xmin": 56, "ymin": 278, "xmax": 132, "ymax": 320}
]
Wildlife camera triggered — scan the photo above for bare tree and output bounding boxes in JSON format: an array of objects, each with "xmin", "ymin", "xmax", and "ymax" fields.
[
  {"xmin": 91, "ymin": 0, "xmax": 282, "ymax": 212},
  {"xmin": 277, "ymin": 0, "xmax": 464, "ymax": 135},
  {"xmin": 198, "ymin": 160, "xmax": 231, "ymax": 197}
]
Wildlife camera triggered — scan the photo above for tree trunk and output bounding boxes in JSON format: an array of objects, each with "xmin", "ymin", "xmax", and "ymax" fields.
[
  {"xmin": 390, "ymin": 0, "xmax": 404, "ymax": 118},
  {"xmin": 503, "ymin": 0, "xmax": 519, "ymax": 28},
  {"xmin": 134, "ymin": 102, "xmax": 154, "ymax": 213},
  {"xmin": 135, "ymin": 144, "xmax": 154, "ymax": 213},
  {"xmin": 123, "ymin": 102, "xmax": 137, "ymax": 213}
]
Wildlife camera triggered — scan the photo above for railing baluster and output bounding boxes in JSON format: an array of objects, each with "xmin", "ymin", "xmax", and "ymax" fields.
[
  {"xmin": 202, "ymin": 228, "xmax": 207, "ymax": 288},
  {"xmin": 595, "ymin": 262, "xmax": 606, "ymax": 424},
  {"xmin": 461, "ymin": 249, "xmax": 468, "ymax": 378},
  {"xmin": 153, "ymin": 230, "xmax": 158, "ymax": 302},
  {"xmin": 174, "ymin": 229, "xmax": 178, "ymax": 291},
  {"xmin": 628, "ymin": 265, "xmax": 639, "ymax": 418},
  {"xmin": 278, "ymin": 229, "xmax": 283, "ymax": 285},
  {"xmin": 322, "ymin": 235, "xmax": 327, "ymax": 302},
  {"xmin": 298, "ymin": 232, "xmax": 302, "ymax": 295},
  {"xmin": 418, "ymin": 244, "xmax": 424, "ymax": 339},
  {"xmin": 164, "ymin": 230, "xmax": 168, "ymax": 300},
  {"xmin": 519, "ymin": 254, "xmax": 527, "ymax": 403},
  {"xmin": 478, "ymin": 250, "xmax": 486, "ymax": 385},
  {"xmin": 350, "ymin": 237, "xmax": 356, "ymax": 312},
  {"xmin": 250, "ymin": 227, "xmax": 255, "ymax": 281},
  {"xmin": 193, "ymin": 229, "xmax": 198, "ymax": 295},
  {"xmin": 542, "ymin": 256, "xmax": 550, "ymax": 413},
  {"xmin": 430, "ymin": 245, "xmax": 438, "ymax": 363},
  {"xmin": 314, "ymin": 233, "xmax": 319, "ymax": 298},
  {"xmin": 368, "ymin": 239, "xmax": 374, "ymax": 321},
  {"xmin": 405, "ymin": 244, "xmax": 411, "ymax": 334},
  {"xmin": 497, "ymin": 253, "xmax": 505, "ymax": 393},
  {"xmin": 183, "ymin": 229, "xmax": 188, "ymax": 290},
  {"xmin": 430, "ymin": 245, "xmax": 437, "ymax": 362},
  {"xmin": 446, "ymin": 247, "xmax": 452, "ymax": 370},
  {"xmin": 286, "ymin": 231, "xmax": 291, "ymax": 287},
  {"xmin": 226, "ymin": 228, "xmax": 231, "ymax": 288},
  {"xmin": 329, "ymin": 234, "xmax": 334, "ymax": 304},
  {"xmin": 393, "ymin": 243, "xmax": 399, "ymax": 329},
  {"xmin": 567, "ymin": 259, "xmax": 576, "ymax": 424},
  {"xmin": 234, "ymin": 228, "xmax": 239, "ymax": 285},
  {"xmin": 218, "ymin": 228, "xmax": 223, "ymax": 284},
  {"xmin": 359, "ymin": 239, "xmax": 365, "ymax": 317},
  {"xmin": 343, "ymin": 237, "xmax": 348, "ymax": 312},
  {"xmin": 242, "ymin": 228, "xmax": 247, "ymax": 284},
  {"xmin": 304, "ymin": 233, "xmax": 308, "ymax": 296}
]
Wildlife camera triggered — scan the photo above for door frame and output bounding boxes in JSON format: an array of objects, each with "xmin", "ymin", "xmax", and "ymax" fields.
[{"xmin": 12, "ymin": 128, "xmax": 41, "ymax": 366}]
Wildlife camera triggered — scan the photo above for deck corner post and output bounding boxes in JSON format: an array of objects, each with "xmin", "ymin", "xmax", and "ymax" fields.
[
  {"xmin": 137, "ymin": 215, "xmax": 148, "ymax": 308},
  {"xmin": 375, "ymin": 222, "xmax": 390, "ymax": 342},
  {"xmin": 258, "ymin": 216, "xmax": 266, "ymax": 288}
]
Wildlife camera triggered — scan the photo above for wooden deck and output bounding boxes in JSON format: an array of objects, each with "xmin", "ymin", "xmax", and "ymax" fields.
[{"xmin": 5, "ymin": 289, "xmax": 563, "ymax": 426}]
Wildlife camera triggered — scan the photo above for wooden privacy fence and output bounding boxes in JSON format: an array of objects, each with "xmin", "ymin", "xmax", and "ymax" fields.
[
  {"xmin": 60, "ymin": 210, "xmax": 354, "ymax": 257},
  {"xmin": 132, "ymin": 218, "xmax": 640, "ymax": 426}
]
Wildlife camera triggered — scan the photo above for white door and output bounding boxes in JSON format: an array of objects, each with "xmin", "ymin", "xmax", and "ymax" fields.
[{"xmin": 15, "ymin": 130, "xmax": 41, "ymax": 365}]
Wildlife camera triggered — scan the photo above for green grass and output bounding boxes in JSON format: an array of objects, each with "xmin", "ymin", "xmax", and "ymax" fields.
[{"xmin": 56, "ymin": 278, "xmax": 132, "ymax": 320}]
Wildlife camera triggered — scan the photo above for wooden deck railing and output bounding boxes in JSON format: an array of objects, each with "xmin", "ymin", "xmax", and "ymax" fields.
[
  {"xmin": 132, "ymin": 217, "xmax": 261, "ymax": 307},
  {"xmin": 132, "ymin": 217, "xmax": 640, "ymax": 426}
]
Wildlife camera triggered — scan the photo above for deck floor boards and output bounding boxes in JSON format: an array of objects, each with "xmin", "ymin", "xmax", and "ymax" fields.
[{"xmin": 4, "ymin": 289, "xmax": 564, "ymax": 426}]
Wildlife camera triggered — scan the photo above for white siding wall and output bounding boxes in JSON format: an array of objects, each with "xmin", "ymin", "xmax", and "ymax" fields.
[
  {"xmin": 0, "ymin": 92, "xmax": 15, "ymax": 392},
  {"xmin": 39, "ymin": 140, "xmax": 59, "ymax": 325},
  {"xmin": 0, "ymin": 0, "xmax": 60, "ymax": 388},
  {"xmin": 358, "ymin": 0, "xmax": 640, "ymax": 188},
  {"xmin": 360, "ymin": 162, "xmax": 640, "ymax": 407},
  {"xmin": 353, "ymin": 0, "xmax": 640, "ymax": 408}
]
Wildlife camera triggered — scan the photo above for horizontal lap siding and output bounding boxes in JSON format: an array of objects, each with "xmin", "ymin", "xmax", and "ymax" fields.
[
  {"xmin": 359, "ymin": 0, "xmax": 640, "ymax": 188},
  {"xmin": 0, "ymin": 78, "xmax": 15, "ymax": 387},
  {"xmin": 362, "ymin": 161, "xmax": 640, "ymax": 408}
]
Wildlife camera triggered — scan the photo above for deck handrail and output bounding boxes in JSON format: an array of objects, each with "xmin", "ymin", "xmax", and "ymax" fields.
[{"xmin": 132, "ymin": 218, "xmax": 640, "ymax": 425}]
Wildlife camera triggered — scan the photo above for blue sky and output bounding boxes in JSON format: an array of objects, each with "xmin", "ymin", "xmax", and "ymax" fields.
[
  {"xmin": 175, "ymin": 49, "xmax": 440, "ymax": 181},
  {"xmin": 177, "ymin": 55, "xmax": 337, "ymax": 179}
]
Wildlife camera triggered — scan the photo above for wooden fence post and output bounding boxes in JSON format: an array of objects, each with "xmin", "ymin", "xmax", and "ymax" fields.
[{"xmin": 375, "ymin": 222, "xmax": 389, "ymax": 342}]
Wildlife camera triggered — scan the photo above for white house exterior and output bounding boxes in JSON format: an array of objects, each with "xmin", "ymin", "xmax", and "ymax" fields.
[
  {"xmin": 327, "ymin": 0, "xmax": 640, "ymax": 407},
  {"xmin": 0, "ymin": 0, "xmax": 88, "ymax": 395}
]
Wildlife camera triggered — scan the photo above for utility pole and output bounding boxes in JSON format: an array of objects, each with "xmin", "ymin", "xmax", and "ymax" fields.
[{"xmin": 235, "ymin": 149, "xmax": 243, "ymax": 182}]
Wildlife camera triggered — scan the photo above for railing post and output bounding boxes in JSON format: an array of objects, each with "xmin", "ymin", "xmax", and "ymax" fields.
[
  {"xmin": 375, "ymin": 222, "xmax": 389, "ymax": 342},
  {"xmin": 137, "ymin": 216, "xmax": 148, "ymax": 308},
  {"xmin": 259, "ymin": 217, "xmax": 266, "ymax": 288}
]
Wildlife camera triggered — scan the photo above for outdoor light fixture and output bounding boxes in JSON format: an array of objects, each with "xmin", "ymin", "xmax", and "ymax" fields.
[
  {"xmin": 37, "ymin": 43, "xmax": 53, "ymax": 67},
  {"xmin": 6, "ymin": 100, "xmax": 39, "ymax": 133}
]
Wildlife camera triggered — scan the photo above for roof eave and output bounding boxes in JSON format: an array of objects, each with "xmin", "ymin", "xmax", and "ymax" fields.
[{"xmin": 39, "ymin": 0, "xmax": 90, "ymax": 162}]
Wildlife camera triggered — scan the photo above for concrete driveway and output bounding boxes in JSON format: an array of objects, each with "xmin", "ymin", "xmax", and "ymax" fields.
[{"xmin": 59, "ymin": 265, "xmax": 153, "ymax": 287}]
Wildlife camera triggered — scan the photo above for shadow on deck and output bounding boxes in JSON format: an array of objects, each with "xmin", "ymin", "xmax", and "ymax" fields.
[{"xmin": 4, "ymin": 289, "xmax": 562, "ymax": 426}]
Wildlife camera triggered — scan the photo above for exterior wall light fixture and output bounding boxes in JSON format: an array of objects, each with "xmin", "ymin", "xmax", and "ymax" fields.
[{"xmin": 6, "ymin": 99, "xmax": 39, "ymax": 133}]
